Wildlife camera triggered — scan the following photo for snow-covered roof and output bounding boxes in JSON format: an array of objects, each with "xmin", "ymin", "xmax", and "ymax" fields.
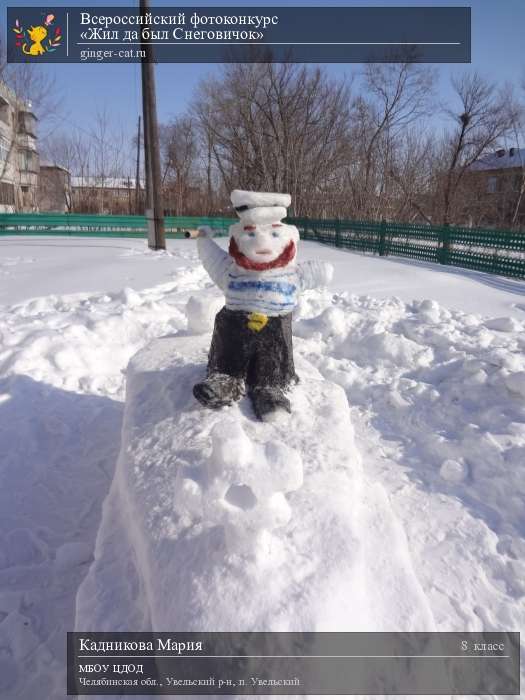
[
  {"xmin": 40, "ymin": 161, "xmax": 70, "ymax": 173},
  {"xmin": 0, "ymin": 80, "xmax": 34, "ymax": 111},
  {"xmin": 71, "ymin": 176, "xmax": 144, "ymax": 189},
  {"xmin": 471, "ymin": 148, "xmax": 525, "ymax": 171}
]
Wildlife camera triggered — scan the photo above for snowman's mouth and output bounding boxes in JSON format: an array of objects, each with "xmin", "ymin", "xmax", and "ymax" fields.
[
  {"xmin": 256, "ymin": 249, "xmax": 272, "ymax": 255},
  {"xmin": 229, "ymin": 237, "xmax": 295, "ymax": 271}
]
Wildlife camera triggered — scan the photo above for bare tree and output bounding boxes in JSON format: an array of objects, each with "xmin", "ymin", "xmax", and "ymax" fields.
[
  {"xmin": 1, "ymin": 42, "xmax": 59, "ymax": 140},
  {"xmin": 509, "ymin": 79, "xmax": 525, "ymax": 227},
  {"xmin": 193, "ymin": 62, "xmax": 352, "ymax": 216},
  {"xmin": 347, "ymin": 61, "xmax": 436, "ymax": 220},
  {"xmin": 388, "ymin": 130, "xmax": 436, "ymax": 223},
  {"xmin": 191, "ymin": 100, "xmax": 221, "ymax": 215},
  {"xmin": 437, "ymin": 73, "xmax": 519, "ymax": 225},
  {"xmin": 40, "ymin": 129, "xmax": 91, "ymax": 211},
  {"xmin": 160, "ymin": 116, "xmax": 198, "ymax": 215},
  {"xmin": 83, "ymin": 107, "xmax": 131, "ymax": 213},
  {"xmin": 0, "ymin": 39, "xmax": 62, "ymax": 211}
]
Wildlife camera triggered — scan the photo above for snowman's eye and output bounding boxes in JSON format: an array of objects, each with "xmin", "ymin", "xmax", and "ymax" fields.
[
  {"xmin": 248, "ymin": 231, "xmax": 256, "ymax": 238},
  {"xmin": 272, "ymin": 231, "xmax": 280, "ymax": 237}
]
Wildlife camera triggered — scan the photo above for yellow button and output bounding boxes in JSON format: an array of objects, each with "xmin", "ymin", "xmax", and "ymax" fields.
[{"xmin": 247, "ymin": 312, "xmax": 268, "ymax": 332}]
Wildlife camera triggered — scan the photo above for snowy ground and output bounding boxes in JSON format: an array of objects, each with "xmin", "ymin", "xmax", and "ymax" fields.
[{"xmin": 0, "ymin": 236, "xmax": 524, "ymax": 699}]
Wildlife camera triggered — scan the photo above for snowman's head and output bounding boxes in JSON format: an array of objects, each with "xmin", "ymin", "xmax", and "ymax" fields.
[
  {"xmin": 228, "ymin": 219, "xmax": 299, "ymax": 271},
  {"xmin": 228, "ymin": 189, "xmax": 299, "ymax": 271}
]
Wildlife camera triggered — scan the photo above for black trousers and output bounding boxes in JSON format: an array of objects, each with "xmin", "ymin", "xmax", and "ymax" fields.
[{"xmin": 207, "ymin": 307, "xmax": 296, "ymax": 389}]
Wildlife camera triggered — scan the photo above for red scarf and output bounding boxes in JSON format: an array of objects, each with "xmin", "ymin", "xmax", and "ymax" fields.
[{"xmin": 228, "ymin": 237, "xmax": 296, "ymax": 271}]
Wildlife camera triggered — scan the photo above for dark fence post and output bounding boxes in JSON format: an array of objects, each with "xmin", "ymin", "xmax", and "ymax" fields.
[
  {"xmin": 335, "ymin": 218, "xmax": 341, "ymax": 248},
  {"xmin": 491, "ymin": 244, "xmax": 500, "ymax": 276},
  {"xmin": 379, "ymin": 219, "xmax": 387, "ymax": 256},
  {"xmin": 439, "ymin": 223, "xmax": 451, "ymax": 265}
]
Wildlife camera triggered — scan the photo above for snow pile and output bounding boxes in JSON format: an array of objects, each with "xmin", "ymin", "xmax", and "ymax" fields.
[
  {"xmin": 76, "ymin": 330, "xmax": 437, "ymax": 654},
  {"xmin": 293, "ymin": 291, "xmax": 525, "ymax": 691},
  {"xmin": 176, "ymin": 418, "xmax": 304, "ymax": 559},
  {"xmin": 0, "ymin": 269, "xmax": 221, "ymax": 398},
  {"xmin": 295, "ymin": 292, "xmax": 525, "ymax": 547},
  {"xmin": 185, "ymin": 293, "xmax": 224, "ymax": 334}
]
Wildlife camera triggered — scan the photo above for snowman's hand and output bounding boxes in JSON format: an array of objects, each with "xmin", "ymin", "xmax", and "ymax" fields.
[
  {"xmin": 197, "ymin": 230, "xmax": 230, "ymax": 290},
  {"xmin": 319, "ymin": 262, "xmax": 334, "ymax": 286},
  {"xmin": 197, "ymin": 225, "xmax": 213, "ymax": 238},
  {"xmin": 297, "ymin": 260, "xmax": 334, "ymax": 290}
]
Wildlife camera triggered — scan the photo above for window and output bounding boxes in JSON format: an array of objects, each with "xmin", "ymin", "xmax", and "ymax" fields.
[
  {"xmin": 0, "ymin": 135, "xmax": 10, "ymax": 162},
  {"xmin": 0, "ymin": 182, "xmax": 15, "ymax": 204},
  {"xmin": 0, "ymin": 93, "xmax": 10, "ymax": 125},
  {"xmin": 21, "ymin": 185, "xmax": 29, "ymax": 193},
  {"xmin": 17, "ymin": 111, "xmax": 37, "ymax": 137},
  {"xmin": 0, "ymin": 105, "xmax": 10, "ymax": 125},
  {"xmin": 487, "ymin": 176, "xmax": 498, "ymax": 193},
  {"xmin": 19, "ymin": 149, "xmax": 38, "ymax": 172}
]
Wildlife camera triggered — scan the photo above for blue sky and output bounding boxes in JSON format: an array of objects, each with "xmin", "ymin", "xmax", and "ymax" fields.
[{"xmin": 2, "ymin": 0, "xmax": 524, "ymax": 149}]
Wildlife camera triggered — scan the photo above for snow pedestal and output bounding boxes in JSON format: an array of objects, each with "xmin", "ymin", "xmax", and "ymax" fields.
[{"xmin": 75, "ymin": 330, "xmax": 441, "ymax": 698}]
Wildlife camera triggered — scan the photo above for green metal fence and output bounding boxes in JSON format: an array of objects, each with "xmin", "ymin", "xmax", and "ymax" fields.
[
  {"xmin": 0, "ymin": 213, "xmax": 235, "ymax": 238},
  {"xmin": 1, "ymin": 213, "xmax": 524, "ymax": 280},
  {"xmin": 287, "ymin": 217, "xmax": 525, "ymax": 280}
]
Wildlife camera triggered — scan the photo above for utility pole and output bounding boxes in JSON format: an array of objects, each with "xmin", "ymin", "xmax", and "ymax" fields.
[
  {"xmin": 139, "ymin": 0, "xmax": 165, "ymax": 249},
  {"xmin": 140, "ymin": 56, "xmax": 150, "ymax": 221},
  {"xmin": 134, "ymin": 115, "xmax": 141, "ymax": 214}
]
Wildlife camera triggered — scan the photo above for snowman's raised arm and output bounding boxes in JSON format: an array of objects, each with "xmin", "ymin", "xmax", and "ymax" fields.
[
  {"xmin": 297, "ymin": 259, "xmax": 334, "ymax": 291},
  {"xmin": 197, "ymin": 227, "xmax": 230, "ymax": 291}
]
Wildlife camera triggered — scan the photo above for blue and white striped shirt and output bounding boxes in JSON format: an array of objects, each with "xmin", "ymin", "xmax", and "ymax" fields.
[
  {"xmin": 197, "ymin": 236, "xmax": 331, "ymax": 317},
  {"xmin": 224, "ymin": 267, "xmax": 298, "ymax": 314}
]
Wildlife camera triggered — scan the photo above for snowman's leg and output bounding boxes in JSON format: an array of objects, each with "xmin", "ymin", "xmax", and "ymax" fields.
[
  {"xmin": 193, "ymin": 373, "xmax": 245, "ymax": 409},
  {"xmin": 193, "ymin": 308, "xmax": 251, "ymax": 408},
  {"xmin": 247, "ymin": 314, "xmax": 295, "ymax": 420},
  {"xmin": 247, "ymin": 313, "xmax": 296, "ymax": 388},
  {"xmin": 249, "ymin": 385, "xmax": 291, "ymax": 420}
]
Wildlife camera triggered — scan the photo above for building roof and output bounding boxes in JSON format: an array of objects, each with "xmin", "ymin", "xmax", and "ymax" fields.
[
  {"xmin": 40, "ymin": 161, "xmax": 70, "ymax": 173},
  {"xmin": 0, "ymin": 81, "xmax": 16, "ymax": 107},
  {"xmin": 0, "ymin": 80, "xmax": 35, "ymax": 112},
  {"xmin": 71, "ymin": 175, "xmax": 144, "ymax": 189},
  {"xmin": 471, "ymin": 148, "xmax": 525, "ymax": 172}
]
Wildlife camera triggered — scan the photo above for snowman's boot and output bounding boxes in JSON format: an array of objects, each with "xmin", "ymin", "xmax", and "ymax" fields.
[
  {"xmin": 249, "ymin": 385, "xmax": 291, "ymax": 421},
  {"xmin": 193, "ymin": 373, "xmax": 245, "ymax": 409}
]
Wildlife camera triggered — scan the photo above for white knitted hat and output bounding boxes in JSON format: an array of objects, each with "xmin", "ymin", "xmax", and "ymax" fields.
[
  {"xmin": 231, "ymin": 190, "xmax": 290, "ymax": 225},
  {"xmin": 231, "ymin": 190, "xmax": 291, "ymax": 209}
]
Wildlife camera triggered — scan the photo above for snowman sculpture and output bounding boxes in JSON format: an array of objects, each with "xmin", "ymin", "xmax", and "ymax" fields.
[{"xmin": 193, "ymin": 189, "xmax": 333, "ymax": 420}]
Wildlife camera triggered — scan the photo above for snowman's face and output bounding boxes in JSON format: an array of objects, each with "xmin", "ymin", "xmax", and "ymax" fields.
[{"xmin": 230, "ymin": 221, "xmax": 299, "ymax": 264}]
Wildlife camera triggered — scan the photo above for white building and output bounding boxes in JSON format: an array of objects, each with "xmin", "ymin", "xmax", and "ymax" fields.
[
  {"xmin": 0, "ymin": 81, "xmax": 39, "ymax": 213},
  {"xmin": 71, "ymin": 175, "xmax": 144, "ymax": 214},
  {"xmin": 470, "ymin": 148, "xmax": 525, "ymax": 229},
  {"xmin": 39, "ymin": 162, "xmax": 71, "ymax": 212}
]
